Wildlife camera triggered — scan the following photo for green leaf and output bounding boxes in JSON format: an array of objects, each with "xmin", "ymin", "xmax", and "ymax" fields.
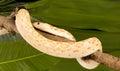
[
  {"xmin": 0, "ymin": 0, "xmax": 24, "ymax": 16},
  {"xmin": 0, "ymin": 34, "xmax": 61, "ymax": 71},
  {"xmin": 0, "ymin": 0, "xmax": 15, "ymax": 6},
  {"xmin": 25, "ymin": 0, "xmax": 120, "ymax": 32}
]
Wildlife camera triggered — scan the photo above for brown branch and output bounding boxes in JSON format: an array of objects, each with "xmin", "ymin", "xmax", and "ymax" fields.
[
  {"xmin": 90, "ymin": 51, "xmax": 120, "ymax": 70},
  {"xmin": 0, "ymin": 8, "xmax": 18, "ymax": 35},
  {"xmin": 0, "ymin": 8, "xmax": 120, "ymax": 71}
]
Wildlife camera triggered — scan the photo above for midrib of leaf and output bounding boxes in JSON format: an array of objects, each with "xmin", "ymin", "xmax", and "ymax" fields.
[{"xmin": 0, "ymin": 53, "xmax": 43, "ymax": 65}]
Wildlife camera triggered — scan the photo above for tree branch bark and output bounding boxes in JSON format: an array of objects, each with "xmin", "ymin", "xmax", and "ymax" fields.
[
  {"xmin": 90, "ymin": 51, "xmax": 120, "ymax": 70},
  {"xmin": 0, "ymin": 8, "xmax": 18, "ymax": 35},
  {"xmin": 0, "ymin": 8, "xmax": 120, "ymax": 71}
]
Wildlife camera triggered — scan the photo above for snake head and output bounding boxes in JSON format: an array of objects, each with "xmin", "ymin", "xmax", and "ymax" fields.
[{"xmin": 33, "ymin": 22, "xmax": 76, "ymax": 41}]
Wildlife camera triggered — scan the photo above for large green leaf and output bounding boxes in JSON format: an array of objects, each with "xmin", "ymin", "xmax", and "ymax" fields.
[
  {"xmin": 0, "ymin": 0, "xmax": 120, "ymax": 71},
  {"xmin": 0, "ymin": 34, "xmax": 62, "ymax": 70},
  {"xmin": 0, "ymin": 0, "xmax": 24, "ymax": 16},
  {"xmin": 0, "ymin": 0, "xmax": 15, "ymax": 6},
  {"xmin": 25, "ymin": 0, "xmax": 120, "ymax": 32}
]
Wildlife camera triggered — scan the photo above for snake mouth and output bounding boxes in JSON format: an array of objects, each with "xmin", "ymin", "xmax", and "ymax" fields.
[{"xmin": 34, "ymin": 27, "xmax": 75, "ymax": 42}]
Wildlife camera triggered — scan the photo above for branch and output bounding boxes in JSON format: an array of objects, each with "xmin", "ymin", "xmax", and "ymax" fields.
[
  {"xmin": 0, "ymin": 8, "xmax": 120, "ymax": 71},
  {"xmin": 0, "ymin": 8, "xmax": 18, "ymax": 35},
  {"xmin": 90, "ymin": 51, "xmax": 120, "ymax": 70}
]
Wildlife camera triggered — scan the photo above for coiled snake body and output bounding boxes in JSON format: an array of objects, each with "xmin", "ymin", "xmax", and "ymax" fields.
[{"xmin": 15, "ymin": 9, "xmax": 102, "ymax": 69}]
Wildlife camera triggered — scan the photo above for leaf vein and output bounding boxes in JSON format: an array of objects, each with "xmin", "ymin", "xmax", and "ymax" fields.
[{"xmin": 0, "ymin": 53, "xmax": 44, "ymax": 65}]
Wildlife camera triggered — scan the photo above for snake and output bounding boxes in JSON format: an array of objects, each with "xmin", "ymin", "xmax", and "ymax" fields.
[
  {"xmin": 15, "ymin": 9, "xmax": 102, "ymax": 69},
  {"xmin": 33, "ymin": 22, "xmax": 76, "ymax": 41}
]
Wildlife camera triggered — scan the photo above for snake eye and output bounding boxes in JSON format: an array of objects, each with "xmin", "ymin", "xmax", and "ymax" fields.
[{"xmin": 37, "ymin": 22, "xmax": 40, "ymax": 25}]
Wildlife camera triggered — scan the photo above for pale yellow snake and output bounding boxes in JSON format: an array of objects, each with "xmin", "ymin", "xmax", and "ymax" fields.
[
  {"xmin": 33, "ymin": 22, "xmax": 76, "ymax": 41},
  {"xmin": 15, "ymin": 9, "xmax": 102, "ymax": 69}
]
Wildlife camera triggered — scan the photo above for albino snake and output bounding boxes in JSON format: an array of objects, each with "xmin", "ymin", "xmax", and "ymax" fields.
[{"xmin": 15, "ymin": 9, "xmax": 102, "ymax": 69}]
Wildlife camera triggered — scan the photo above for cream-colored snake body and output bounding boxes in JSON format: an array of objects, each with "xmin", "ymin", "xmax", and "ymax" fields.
[
  {"xmin": 33, "ymin": 22, "xmax": 76, "ymax": 41},
  {"xmin": 15, "ymin": 9, "xmax": 102, "ymax": 69}
]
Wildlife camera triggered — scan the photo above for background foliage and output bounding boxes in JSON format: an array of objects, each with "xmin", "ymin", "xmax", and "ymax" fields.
[{"xmin": 0, "ymin": 0, "xmax": 120, "ymax": 71}]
